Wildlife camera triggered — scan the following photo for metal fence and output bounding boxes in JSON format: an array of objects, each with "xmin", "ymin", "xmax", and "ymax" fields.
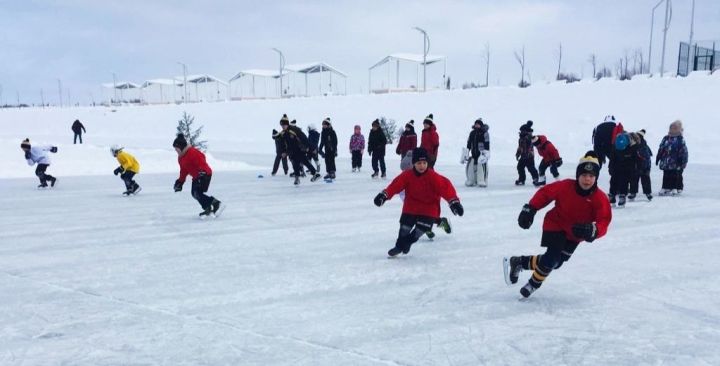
[{"xmin": 678, "ymin": 41, "xmax": 718, "ymax": 76}]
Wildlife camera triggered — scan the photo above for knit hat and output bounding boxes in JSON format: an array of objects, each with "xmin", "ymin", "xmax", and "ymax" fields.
[
  {"xmin": 322, "ymin": 117, "xmax": 331, "ymax": 126},
  {"xmin": 474, "ymin": 118, "xmax": 484, "ymax": 127},
  {"xmin": 371, "ymin": 119, "xmax": 380, "ymax": 127},
  {"xmin": 290, "ymin": 119, "xmax": 297, "ymax": 126},
  {"xmin": 637, "ymin": 129, "xmax": 646, "ymax": 138},
  {"xmin": 354, "ymin": 124, "xmax": 361, "ymax": 131},
  {"xmin": 405, "ymin": 120, "xmax": 415, "ymax": 129},
  {"xmin": 280, "ymin": 114, "xmax": 289, "ymax": 125},
  {"xmin": 412, "ymin": 147, "xmax": 429, "ymax": 164},
  {"xmin": 272, "ymin": 129, "xmax": 279, "ymax": 138},
  {"xmin": 519, "ymin": 120, "xmax": 533, "ymax": 133},
  {"xmin": 172, "ymin": 133, "xmax": 188, "ymax": 150},
  {"xmin": 423, "ymin": 113, "xmax": 434, "ymax": 125},
  {"xmin": 669, "ymin": 120, "xmax": 683, "ymax": 136},
  {"xmin": 20, "ymin": 138, "xmax": 31, "ymax": 149},
  {"xmin": 576, "ymin": 151, "xmax": 601, "ymax": 179},
  {"xmin": 603, "ymin": 115, "xmax": 616, "ymax": 123}
]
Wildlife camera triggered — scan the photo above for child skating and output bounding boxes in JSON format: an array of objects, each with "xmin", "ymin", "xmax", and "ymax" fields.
[
  {"xmin": 172, "ymin": 134, "xmax": 224, "ymax": 218},
  {"xmin": 111, "ymin": 145, "xmax": 141, "ymax": 195},
  {"xmin": 20, "ymin": 138, "xmax": 58, "ymax": 188}
]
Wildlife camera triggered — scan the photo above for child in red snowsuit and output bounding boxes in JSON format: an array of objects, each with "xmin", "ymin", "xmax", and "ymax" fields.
[
  {"xmin": 505, "ymin": 151, "xmax": 612, "ymax": 298},
  {"xmin": 373, "ymin": 147, "xmax": 464, "ymax": 257},
  {"xmin": 532, "ymin": 135, "xmax": 562, "ymax": 186},
  {"xmin": 173, "ymin": 134, "xmax": 223, "ymax": 217}
]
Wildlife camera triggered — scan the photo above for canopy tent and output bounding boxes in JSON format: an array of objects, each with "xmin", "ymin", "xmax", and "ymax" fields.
[
  {"xmin": 228, "ymin": 69, "xmax": 291, "ymax": 99},
  {"xmin": 368, "ymin": 53, "xmax": 447, "ymax": 93},
  {"xmin": 141, "ymin": 78, "xmax": 183, "ymax": 104},
  {"xmin": 102, "ymin": 81, "xmax": 141, "ymax": 104},
  {"xmin": 177, "ymin": 74, "xmax": 228, "ymax": 102},
  {"xmin": 285, "ymin": 62, "xmax": 348, "ymax": 96}
]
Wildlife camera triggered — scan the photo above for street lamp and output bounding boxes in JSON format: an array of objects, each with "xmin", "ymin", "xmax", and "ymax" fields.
[
  {"xmin": 177, "ymin": 62, "xmax": 188, "ymax": 103},
  {"xmin": 111, "ymin": 72, "xmax": 118, "ymax": 104},
  {"xmin": 271, "ymin": 48, "xmax": 285, "ymax": 97},
  {"xmin": 648, "ymin": 0, "xmax": 672, "ymax": 76},
  {"xmin": 57, "ymin": 79, "xmax": 63, "ymax": 107},
  {"xmin": 413, "ymin": 27, "xmax": 430, "ymax": 92}
]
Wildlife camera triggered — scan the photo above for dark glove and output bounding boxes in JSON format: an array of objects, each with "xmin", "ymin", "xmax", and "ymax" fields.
[
  {"xmin": 554, "ymin": 158, "xmax": 563, "ymax": 167},
  {"xmin": 173, "ymin": 179, "xmax": 183, "ymax": 192},
  {"xmin": 368, "ymin": 150, "xmax": 372, "ymax": 157},
  {"xmin": 24, "ymin": 150, "xmax": 31, "ymax": 159},
  {"xmin": 373, "ymin": 191, "xmax": 388, "ymax": 207},
  {"xmin": 518, "ymin": 203, "xmax": 537, "ymax": 229},
  {"xmin": 449, "ymin": 199, "xmax": 464, "ymax": 216},
  {"xmin": 50, "ymin": 146, "xmax": 58, "ymax": 153},
  {"xmin": 113, "ymin": 167, "xmax": 123, "ymax": 176},
  {"xmin": 572, "ymin": 223, "xmax": 597, "ymax": 242}
]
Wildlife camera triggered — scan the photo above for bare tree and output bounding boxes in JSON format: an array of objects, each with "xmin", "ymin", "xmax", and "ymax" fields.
[
  {"xmin": 588, "ymin": 53, "xmax": 598, "ymax": 80},
  {"xmin": 634, "ymin": 48, "xmax": 645, "ymax": 74},
  {"xmin": 481, "ymin": 42, "xmax": 490, "ymax": 87},
  {"xmin": 514, "ymin": 45, "xmax": 529, "ymax": 87},
  {"xmin": 556, "ymin": 43, "xmax": 563, "ymax": 80}
]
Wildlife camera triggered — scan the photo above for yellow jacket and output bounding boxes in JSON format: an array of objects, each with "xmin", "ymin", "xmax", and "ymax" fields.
[{"xmin": 116, "ymin": 150, "xmax": 140, "ymax": 173}]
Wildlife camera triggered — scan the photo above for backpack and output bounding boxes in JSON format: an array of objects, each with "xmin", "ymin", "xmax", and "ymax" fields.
[{"xmin": 614, "ymin": 132, "xmax": 629, "ymax": 151}]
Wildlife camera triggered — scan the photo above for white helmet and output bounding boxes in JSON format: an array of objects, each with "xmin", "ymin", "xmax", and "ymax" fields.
[{"xmin": 110, "ymin": 144, "xmax": 123, "ymax": 156}]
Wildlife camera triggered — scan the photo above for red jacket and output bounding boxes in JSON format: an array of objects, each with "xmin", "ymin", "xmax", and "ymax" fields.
[
  {"xmin": 421, "ymin": 125, "xmax": 440, "ymax": 159},
  {"xmin": 533, "ymin": 135, "xmax": 561, "ymax": 163},
  {"xmin": 529, "ymin": 179, "xmax": 612, "ymax": 243},
  {"xmin": 177, "ymin": 147, "xmax": 213, "ymax": 182},
  {"xmin": 384, "ymin": 168, "xmax": 459, "ymax": 218},
  {"xmin": 396, "ymin": 132, "xmax": 417, "ymax": 156}
]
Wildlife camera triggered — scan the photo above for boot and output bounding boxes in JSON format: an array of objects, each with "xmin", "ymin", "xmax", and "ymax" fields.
[
  {"xmin": 132, "ymin": 183, "xmax": 141, "ymax": 194},
  {"xmin": 38, "ymin": 182, "xmax": 48, "ymax": 188},
  {"xmin": 294, "ymin": 176, "xmax": 300, "ymax": 185},
  {"xmin": 646, "ymin": 194, "xmax": 653, "ymax": 201},
  {"xmin": 439, "ymin": 217, "xmax": 451, "ymax": 234},
  {"xmin": 310, "ymin": 173, "xmax": 322, "ymax": 182},
  {"xmin": 388, "ymin": 246, "xmax": 403, "ymax": 257},
  {"xmin": 381, "ymin": 172, "xmax": 386, "ymax": 179},
  {"xmin": 515, "ymin": 180, "xmax": 525, "ymax": 186},
  {"xmin": 618, "ymin": 195, "xmax": 626, "ymax": 207},
  {"xmin": 628, "ymin": 193, "xmax": 636, "ymax": 201},
  {"xmin": 520, "ymin": 281, "xmax": 539, "ymax": 298},
  {"xmin": 198, "ymin": 206, "xmax": 213, "ymax": 217},
  {"xmin": 426, "ymin": 231, "xmax": 435, "ymax": 239},
  {"xmin": 504, "ymin": 256, "xmax": 523, "ymax": 285},
  {"xmin": 658, "ymin": 189, "xmax": 671, "ymax": 196},
  {"xmin": 49, "ymin": 177, "xmax": 57, "ymax": 187},
  {"xmin": 371, "ymin": 172, "xmax": 379, "ymax": 179},
  {"xmin": 608, "ymin": 194, "xmax": 616, "ymax": 205}
]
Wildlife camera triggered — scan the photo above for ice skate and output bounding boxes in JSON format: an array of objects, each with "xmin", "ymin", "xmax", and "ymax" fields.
[
  {"xmin": 520, "ymin": 281, "xmax": 539, "ymax": 298},
  {"xmin": 503, "ymin": 256, "xmax": 523, "ymax": 285},
  {"xmin": 438, "ymin": 217, "xmax": 451, "ymax": 234}
]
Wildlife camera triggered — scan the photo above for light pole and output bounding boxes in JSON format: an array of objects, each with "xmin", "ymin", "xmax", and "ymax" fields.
[
  {"xmin": 177, "ymin": 62, "xmax": 188, "ymax": 103},
  {"xmin": 0, "ymin": 83, "xmax": 3, "ymax": 107},
  {"xmin": 112, "ymin": 72, "xmax": 118, "ymax": 104},
  {"xmin": 57, "ymin": 79, "xmax": 63, "ymax": 107},
  {"xmin": 688, "ymin": 0, "xmax": 696, "ymax": 71},
  {"xmin": 271, "ymin": 48, "xmax": 285, "ymax": 97},
  {"xmin": 648, "ymin": 0, "xmax": 664, "ymax": 75},
  {"xmin": 659, "ymin": 0, "xmax": 673, "ymax": 77},
  {"xmin": 413, "ymin": 27, "xmax": 430, "ymax": 92}
]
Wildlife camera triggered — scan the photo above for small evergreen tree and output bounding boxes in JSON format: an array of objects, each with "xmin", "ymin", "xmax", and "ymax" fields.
[
  {"xmin": 378, "ymin": 117, "xmax": 397, "ymax": 144},
  {"xmin": 176, "ymin": 111, "xmax": 208, "ymax": 151}
]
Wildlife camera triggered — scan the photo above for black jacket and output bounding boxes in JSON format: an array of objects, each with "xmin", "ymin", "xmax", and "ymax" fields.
[
  {"xmin": 466, "ymin": 125, "xmax": 490, "ymax": 158},
  {"xmin": 71, "ymin": 120, "xmax": 86, "ymax": 133},
  {"xmin": 516, "ymin": 132, "xmax": 534, "ymax": 160},
  {"xmin": 368, "ymin": 128, "xmax": 387, "ymax": 155},
  {"xmin": 319, "ymin": 128, "xmax": 338, "ymax": 156},
  {"xmin": 609, "ymin": 143, "xmax": 638, "ymax": 174},
  {"xmin": 308, "ymin": 129, "xmax": 320, "ymax": 151},
  {"xmin": 593, "ymin": 122, "xmax": 616, "ymax": 152},
  {"xmin": 282, "ymin": 126, "xmax": 310, "ymax": 155}
]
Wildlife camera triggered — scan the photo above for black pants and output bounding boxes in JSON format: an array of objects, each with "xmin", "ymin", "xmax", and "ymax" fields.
[
  {"xmin": 35, "ymin": 164, "xmax": 54, "ymax": 184},
  {"xmin": 609, "ymin": 169, "xmax": 632, "ymax": 196},
  {"xmin": 662, "ymin": 170, "xmax": 684, "ymax": 190},
  {"xmin": 371, "ymin": 152, "xmax": 386, "ymax": 174},
  {"xmin": 351, "ymin": 151, "xmax": 363, "ymax": 169},
  {"xmin": 630, "ymin": 172, "xmax": 652, "ymax": 195},
  {"xmin": 520, "ymin": 231, "xmax": 579, "ymax": 288},
  {"xmin": 324, "ymin": 152, "xmax": 336, "ymax": 174},
  {"xmin": 73, "ymin": 132, "xmax": 83, "ymax": 144},
  {"xmin": 517, "ymin": 157, "xmax": 539, "ymax": 182},
  {"xmin": 272, "ymin": 154, "xmax": 288, "ymax": 175},
  {"xmin": 120, "ymin": 171, "xmax": 138, "ymax": 191},
  {"xmin": 307, "ymin": 151, "xmax": 320, "ymax": 168},
  {"xmin": 191, "ymin": 175, "xmax": 215, "ymax": 209},
  {"xmin": 291, "ymin": 153, "xmax": 316, "ymax": 176},
  {"xmin": 594, "ymin": 146, "xmax": 611, "ymax": 168},
  {"xmin": 392, "ymin": 214, "xmax": 435, "ymax": 254},
  {"xmin": 539, "ymin": 160, "xmax": 560, "ymax": 178}
]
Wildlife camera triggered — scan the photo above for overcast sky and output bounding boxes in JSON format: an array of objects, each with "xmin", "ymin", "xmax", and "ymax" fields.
[{"xmin": 1, "ymin": 0, "xmax": 718, "ymax": 105}]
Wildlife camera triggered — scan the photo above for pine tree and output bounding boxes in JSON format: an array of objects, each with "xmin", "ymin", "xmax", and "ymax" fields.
[
  {"xmin": 379, "ymin": 117, "xmax": 397, "ymax": 144},
  {"xmin": 176, "ymin": 112, "xmax": 208, "ymax": 151}
]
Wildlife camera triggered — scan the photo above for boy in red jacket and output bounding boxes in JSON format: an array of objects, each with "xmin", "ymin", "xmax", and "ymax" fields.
[
  {"xmin": 531, "ymin": 135, "xmax": 563, "ymax": 186},
  {"xmin": 373, "ymin": 147, "xmax": 463, "ymax": 257},
  {"xmin": 420, "ymin": 114, "xmax": 440, "ymax": 169},
  {"xmin": 172, "ymin": 134, "xmax": 224, "ymax": 217},
  {"xmin": 504, "ymin": 151, "xmax": 612, "ymax": 298}
]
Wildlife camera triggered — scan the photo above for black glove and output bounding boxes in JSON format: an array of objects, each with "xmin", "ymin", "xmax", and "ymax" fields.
[
  {"xmin": 113, "ymin": 167, "xmax": 123, "ymax": 176},
  {"xmin": 554, "ymin": 158, "xmax": 563, "ymax": 167},
  {"xmin": 24, "ymin": 150, "xmax": 31, "ymax": 159},
  {"xmin": 518, "ymin": 204, "xmax": 536, "ymax": 229},
  {"xmin": 572, "ymin": 223, "xmax": 598, "ymax": 242},
  {"xmin": 368, "ymin": 150, "xmax": 373, "ymax": 157},
  {"xmin": 173, "ymin": 179, "xmax": 183, "ymax": 192},
  {"xmin": 50, "ymin": 146, "xmax": 58, "ymax": 153},
  {"xmin": 374, "ymin": 191, "xmax": 388, "ymax": 207},
  {"xmin": 449, "ymin": 199, "xmax": 464, "ymax": 216}
]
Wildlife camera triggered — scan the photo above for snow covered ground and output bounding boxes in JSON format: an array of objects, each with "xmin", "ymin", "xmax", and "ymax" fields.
[{"xmin": 1, "ymin": 77, "xmax": 720, "ymax": 365}]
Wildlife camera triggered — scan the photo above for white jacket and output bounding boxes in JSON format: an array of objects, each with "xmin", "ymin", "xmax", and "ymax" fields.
[{"xmin": 26, "ymin": 145, "xmax": 54, "ymax": 165}]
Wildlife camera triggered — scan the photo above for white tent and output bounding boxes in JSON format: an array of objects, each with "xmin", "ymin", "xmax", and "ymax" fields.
[
  {"xmin": 179, "ymin": 74, "xmax": 228, "ymax": 102},
  {"xmin": 368, "ymin": 53, "xmax": 447, "ymax": 93},
  {"xmin": 285, "ymin": 62, "xmax": 348, "ymax": 96},
  {"xmin": 141, "ymin": 78, "xmax": 182, "ymax": 104},
  {"xmin": 102, "ymin": 81, "xmax": 141, "ymax": 104},
  {"xmin": 228, "ymin": 69, "xmax": 290, "ymax": 99}
]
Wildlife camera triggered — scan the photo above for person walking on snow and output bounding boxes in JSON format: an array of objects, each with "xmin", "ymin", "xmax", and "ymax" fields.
[
  {"xmin": 172, "ymin": 134, "xmax": 224, "ymax": 217},
  {"xmin": 532, "ymin": 135, "xmax": 562, "ymax": 186},
  {"xmin": 656, "ymin": 120, "xmax": 688, "ymax": 196},
  {"xmin": 373, "ymin": 147, "xmax": 464, "ymax": 257},
  {"xmin": 504, "ymin": 151, "xmax": 612, "ymax": 298},
  {"xmin": 349, "ymin": 125, "xmax": 365, "ymax": 172},
  {"xmin": 396, "ymin": 120, "xmax": 417, "ymax": 171},
  {"xmin": 420, "ymin": 114, "xmax": 440, "ymax": 169},
  {"xmin": 71, "ymin": 119, "xmax": 86, "ymax": 144},
  {"xmin": 629, "ymin": 129, "xmax": 653, "ymax": 201},
  {"xmin": 111, "ymin": 145, "xmax": 141, "ymax": 195},
  {"xmin": 465, "ymin": 118, "xmax": 490, "ymax": 187},
  {"xmin": 271, "ymin": 129, "xmax": 289, "ymax": 176},
  {"xmin": 368, "ymin": 119, "xmax": 388, "ymax": 178},
  {"xmin": 318, "ymin": 118, "xmax": 338, "ymax": 180},
  {"xmin": 515, "ymin": 121, "xmax": 539, "ymax": 186},
  {"xmin": 20, "ymin": 138, "xmax": 58, "ymax": 188}
]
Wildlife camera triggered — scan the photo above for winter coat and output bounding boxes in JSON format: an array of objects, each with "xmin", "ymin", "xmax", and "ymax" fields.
[
  {"xmin": 516, "ymin": 132, "xmax": 534, "ymax": 160},
  {"xmin": 349, "ymin": 133, "xmax": 365, "ymax": 151},
  {"xmin": 282, "ymin": 126, "xmax": 310, "ymax": 155},
  {"xmin": 319, "ymin": 127, "xmax": 338, "ymax": 156},
  {"xmin": 529, "ymin": 179, "xmax": 612, "ymax": 244},
  {"xmin": 592, "ymin": 121, "xmax": 616, "ymax": 152},
  {"xmin": 384, "ymin": 168, "xmax": 459, "ymax": 219},
  {"xmin": 25, "ymin": 145, "xmax": 54, "ymax": 165},
  {"xmin": 71, "ymin": 120, "xmax": 86, "ymax": 134},
  {"xmin": 421, "ymin": 125, "xmax": 440, "ymax": 159},
  {"xmin": 656, "ymin": 135, "xmax": 688, "ymax": 171},
  {"xmin": 533, "ymin": 135, "xmax": 561, "ymax": 163},
  {"xmin": 396, "ymin": 129, "xmax": 417, "ymax": 156},
  {"xmin": 273, "ymin": 134, "xmax": 285, "ymax": 155},
  {"xmin": 307, "ymin": 129, "xmax": 320, "ymax": 151},
  {"xmin": 636, "ymin": 140, "xmax": 653, "ymax": 174},
  {"xmin": 177, "ymin": 146, "xmax": 213, "ymax": 183},
  {"xmin": 116, "ymin": 150, "xmax": 140, "ymax": 174},
  {"xmin": 609, "ymin": 143, "xmax": 638, "ymax": 175},
  {"xmin": 368, "ymin": 128, "xmax": 387, "ymax": 155},
  {"xmin": 466, "ymin": 125, "xmax": 490, "ymax": 158}
]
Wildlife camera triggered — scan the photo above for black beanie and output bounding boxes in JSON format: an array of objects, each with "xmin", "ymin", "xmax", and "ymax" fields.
[
  {"xmin": 405, "ymin": 120, "xmax": 415, "ymax": 129},
  {"xmin": 423, "ymin": 114, "xmax": 434, "ymax": 125},
  {"xmin": 576, "ymin": 151, "xmax": 601, "ymax": 179},
  {"xmin": 372, "ymin": 119, "xmax": 380, "ymax": 127},
  {"xmin": 520, "ymin": 120, "xmax": 533, "ymax": 133},
  {"xmin": 412, "ymin": 147, "xmax": 429, "ymax": 164},
  {"xmin": 272, "ymin": 129, "xmax": 279, "ymax": 138},
  {"xmin": 173, "ymin": 134, "xmax": 188, "ymax": 150},
  {"xmin": 21, "ymin": 138, "xmax": 31, "ymax": 149},
  {"xmin": 322, "ymin": 117, "xmax": 331, "ymax": 126},
  {"xmin": 474, "ymin": 118, "xmax": 484, "ymax": 127},
  {"xmin": 280, "ymin": 114, "xmax": 289, "ymax": 125}
]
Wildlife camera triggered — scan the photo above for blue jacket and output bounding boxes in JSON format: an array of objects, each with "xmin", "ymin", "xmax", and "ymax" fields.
[
  {"xmin": 307, "ymin": 129, "xmax": 320, "ymax": 151},
  {"xmin": 636, "ymin": 140, "xmax": 653, "ymax": 174},
  {"xmin": 656, "ymin": 135, "xmax": 688, "ymax": 171}
]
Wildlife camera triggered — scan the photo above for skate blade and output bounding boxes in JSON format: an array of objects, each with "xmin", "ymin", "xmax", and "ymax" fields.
[
  {"xmin": 213, "ymin": 204, "xmax": 226, "ymax": 218},
  {"xmin": 503, "ymin": 257, "xmax": 513, "ymax": 286}
]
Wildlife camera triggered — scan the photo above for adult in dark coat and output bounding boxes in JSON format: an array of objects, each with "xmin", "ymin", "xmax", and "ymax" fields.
[
  {"xmin": 367, "ymin": 119, "xmax": 387, "ymax": 178},
  {"xmin": 318, "ymin": 118, "xmax": 338, "ymax": 179},
  {"xmin": 71, "ymin": 119, "xmax": 86, "ymax": 144},
  {"xmin": 592, "ymin": 116, "xmax": 617, "ymax": 167},
  {"xmin": 271, "ymin": 129, "xmax": 288, "ymax": 175},
  {"xmin": 516, "ymin": 121, "xmax": 539, "ymax": 185}
]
